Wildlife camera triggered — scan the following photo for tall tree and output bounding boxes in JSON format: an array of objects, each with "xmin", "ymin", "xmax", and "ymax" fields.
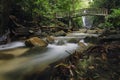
[{"xmin": 0, "ymin": 0, "xmax": 13, "ymax": 34}]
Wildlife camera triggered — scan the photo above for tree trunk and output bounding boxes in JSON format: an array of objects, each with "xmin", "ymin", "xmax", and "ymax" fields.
[{"xmin": 0, "ymin": 0, "xmax": 11, "ymax": 35}]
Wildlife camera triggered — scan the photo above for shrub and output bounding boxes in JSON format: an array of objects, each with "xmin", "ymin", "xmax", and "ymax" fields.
[{"xmin": 107, "ymin": 8, "xmax": 120, "ymax": 29}]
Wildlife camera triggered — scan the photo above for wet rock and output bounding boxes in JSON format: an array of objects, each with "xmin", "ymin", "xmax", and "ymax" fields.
[
  {"xmin": 56, "ymin": 40, "xmax": 66, "ymax": 45},
  {"xmin": 67, "ymin": 38, "xmax": 79, "ymax": 43},
  {"xmin": 78, "ymin": 42, "xmax": 86, "ymax": 48},
  {"xmin": 34, "ymin": 29, "xmax": 42, "ymax": 36},
  {"xmin": 84, "ymin": 36, "xmax": 99, "ymax": 44},
  {"xmin": 99, "ymin": 33, "xmax": 120, "ymax": 43},
  {"xmin": 0, "ymin": 53, "xmax": 15, "ymax": 60},
  {"xmin": 77, "ymin": 42, "xmax": 88, "ymax": 52},
  {"xmin": 55, "ymin": 30, "xmax": 66, "ymax": 36},
  {"xmin": 106, "ymin": 34, "xmax": 120, "ymax": 39},
  {"xmin": 87, "ymin": 30, "xmax": 98, "ymax": 34},
  {"xmin": 46, "ymin": 36, "xmax": 55, "ymax": 44},
  {"xmin": 78, "ymin": 29, "xmax": 87, "ymax": 33},
  {"xmin": 25, "ymin": 37, "xmax": 48, "ymax": 47},
  {"xmin": 95, "ymin": 28, "xmax": 104, "ymax": 34},
  {"xmin": 40, "ymin": 32, "xmax": 48, "ymax": 37}
]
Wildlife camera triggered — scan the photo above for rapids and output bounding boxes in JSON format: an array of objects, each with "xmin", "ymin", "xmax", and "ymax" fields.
[{"xmin": 0, "ymin": 32, "xmax": 97, "ymax": 80}]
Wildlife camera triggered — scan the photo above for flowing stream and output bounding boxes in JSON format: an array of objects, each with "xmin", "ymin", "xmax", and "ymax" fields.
[{"xmin": 0, "ymin": 32, "xmax": 97, "ymax": 80}]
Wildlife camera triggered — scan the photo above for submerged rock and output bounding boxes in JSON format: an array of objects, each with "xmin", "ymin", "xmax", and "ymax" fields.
[{"xmin": 25, "ymin": 37, "xmax": 48, "ymax": 47}]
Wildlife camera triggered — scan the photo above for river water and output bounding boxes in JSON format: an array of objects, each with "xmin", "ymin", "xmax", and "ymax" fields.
[{"xmin": 0, "ymin": 32, "xmax": 98, "ymax": 80}]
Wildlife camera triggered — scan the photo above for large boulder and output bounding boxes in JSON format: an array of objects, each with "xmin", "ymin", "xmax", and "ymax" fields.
[{"xmin": 25, "ymin": 37, "xmax": 48, "ymax": 47}]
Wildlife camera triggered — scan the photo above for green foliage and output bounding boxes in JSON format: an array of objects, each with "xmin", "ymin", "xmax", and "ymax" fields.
[
  {"xmin": 107, "ymin": 8, "xmax": 120, "ymax": 28},
  {"xmin": 98, "ymin": 22, "xmax": 113, "ymax": 29},
  {"xmin": 73, "ymin": 17, "xmax": 83, "ymax": 28},
  {"xmin": 90, "ymin": 0, "xmax": 120, "ymax": 29},
  {"xmin": 90, "ymin": 0, "xmax": 120, "ymax": 10}
]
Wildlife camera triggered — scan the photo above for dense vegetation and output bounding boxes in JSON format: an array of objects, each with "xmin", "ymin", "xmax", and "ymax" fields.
[
  {"xmin": 0, "ymin": 0, "xmax": 91, "ymax": 34},
  {"xmin": 90, "ymin": 0, "xmax": 120, "ymax": 29},
  {"xmin": 0, "ymin": 0, "xmax": 120, "ymax": 35}
]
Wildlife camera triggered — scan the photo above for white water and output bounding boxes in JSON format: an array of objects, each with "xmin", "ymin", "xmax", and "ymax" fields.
[
  {"xmin": 0, "ymin": 41, "xmax": 25, "ymax": 50},
  {"xmin": 67, "ymin": 32, "xmax": 99, "ymax": 38},
  {"xmin": 0, "ymin": 33, "xmax": 98, "ymax": 80},
  {"xmin": 0, "ymin": 41, "xmax": 78, "ymax": 80},
  {"xmin": 82, "ymin": 10, "xmax": 93, "ymax": 29}
]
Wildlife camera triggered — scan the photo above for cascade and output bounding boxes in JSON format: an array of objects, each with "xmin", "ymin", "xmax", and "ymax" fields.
[{"xmin": 82, "ymin": 10, "xmax": 93, "ymax": 29}]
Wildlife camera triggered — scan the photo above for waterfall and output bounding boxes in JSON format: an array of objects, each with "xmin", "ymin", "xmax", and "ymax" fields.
[{"xmin": 82, "ymin": 10, "xmax": 93, "ymax": 29}]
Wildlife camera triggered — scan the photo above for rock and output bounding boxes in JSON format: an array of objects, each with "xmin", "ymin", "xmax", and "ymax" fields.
[
  {"xmin": 87, "ymin": 30, "xmax": 98, "ymax": 34},
  {"xmin": 67, "ymin": 38, "xmax": 79, "ymax": 43},
  {"xmin": 41, "ymin": 32, "xmax": 48, "ymax": 37},
  {"xmin": 55, "ymin": 30, "xmax": 66, "ymax": 36},
  {"xmin": 107, "ymin": 34, "xmax": 120, "ymax": 39},
  {"xmin": 78, "ymin": 42, "xmax": 86, "ymax": 48},
  {"xmin": 25, "ymin": 37, "xmax": 48, "ymax": 47},
  {"xmin": 56, "ymin": 40, "xmax": 66, "ymax": 45},
  {"xmin": 99, "ymin": 34, "xmax": 120, "ymax": 43},
  {"xmin": 95, "ymin": 28, "xmax": 104, "ymax": 34},
  {"xmin": 46, "ymin": 36, "xmax": 55, "ymax": 44},
  {"xmin": 84, "ymin": 36, "xmax": 99, "ymax": 44},
  {"xmin": 34, "ymin": 29, "xmax": 42, "ymax": 36},
  {"xmin": 78, "ymin": 29, "xmax": 87, "ymax": 33},
  {"xmin": 0, "ymin": 53, "xmax": 15, "ymax": 60},
  {"xmin": 77, "ymin": 42, "xmax": 88, "ymax": 52}
]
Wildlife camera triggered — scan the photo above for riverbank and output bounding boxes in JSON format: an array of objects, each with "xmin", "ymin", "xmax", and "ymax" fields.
[{"xmin": 49, "ymin": 30, "xmax": 120, "ymax": 80}]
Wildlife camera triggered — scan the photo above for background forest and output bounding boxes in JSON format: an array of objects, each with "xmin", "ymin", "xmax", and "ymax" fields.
[{"xmin": 0, "ymin": 0, "xmax": 120, "ymax": 35}]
